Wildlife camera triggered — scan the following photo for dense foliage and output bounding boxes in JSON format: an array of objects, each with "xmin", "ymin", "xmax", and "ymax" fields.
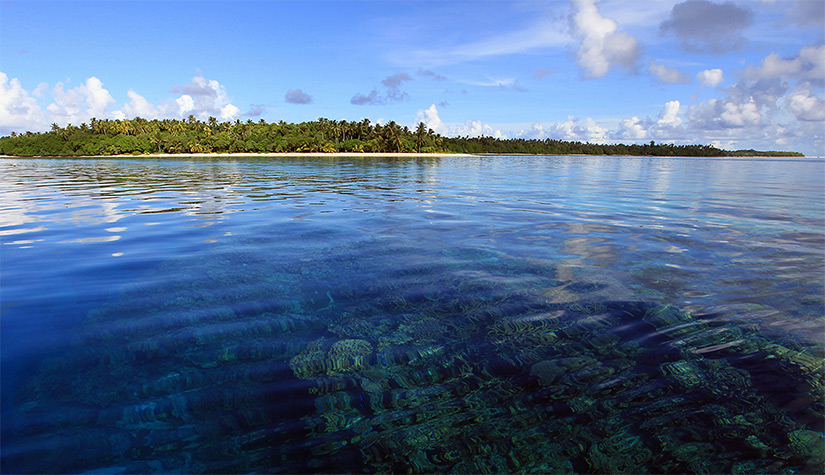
[{"xmin": 0, "ymin": 116, "xmax": 804, "ymax": 157}]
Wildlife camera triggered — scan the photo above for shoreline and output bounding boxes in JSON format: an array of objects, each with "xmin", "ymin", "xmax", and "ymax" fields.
[
  {"xmin": 0, "ymin": 152, "xmax": 480, "ymax": 159},
  {"xmin": 0, "ymin": 152, "xmax": 814, "ymax": 159}
]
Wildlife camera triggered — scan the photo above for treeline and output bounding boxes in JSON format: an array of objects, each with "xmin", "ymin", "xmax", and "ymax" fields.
[
  {"xmin": 0, "ymin": 116, "xmax": 803, "ymax": 157},
  {"xmin": 443, "ymin": 137, "xmax": 725, "ymax": 156},
  {"xmin": 0, "ymin": 117, "xmax": 439, "ymax": 157}
]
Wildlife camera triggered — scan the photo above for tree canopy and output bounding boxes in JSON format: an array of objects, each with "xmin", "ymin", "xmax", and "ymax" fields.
[{"xmin": 0, "ymin": 116, "xmax": 803, "ymax": 157}]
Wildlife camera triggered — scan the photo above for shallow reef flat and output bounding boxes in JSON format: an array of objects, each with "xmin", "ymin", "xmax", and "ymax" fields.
[{"xmin": 5, "ymin": 240, "xmax": 823, "ymax": 474}]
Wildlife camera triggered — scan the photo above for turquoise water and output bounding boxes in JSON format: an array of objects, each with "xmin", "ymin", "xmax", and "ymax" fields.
[{"xmin": 1, "ymin": 155, "xmax": 823, "ymax": 473}]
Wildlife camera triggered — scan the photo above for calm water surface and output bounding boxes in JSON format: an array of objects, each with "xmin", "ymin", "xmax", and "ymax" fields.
[{"xmin": 1, "ymin": 155, "xmax": 823, "ymax": 473}]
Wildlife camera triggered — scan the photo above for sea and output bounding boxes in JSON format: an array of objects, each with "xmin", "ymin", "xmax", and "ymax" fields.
[{"xmin": 1, "ymin": 155, "xmax": 823, "ymax": 473}]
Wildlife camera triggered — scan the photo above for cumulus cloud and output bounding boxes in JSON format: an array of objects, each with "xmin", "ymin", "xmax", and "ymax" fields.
[
  {"xmin": 83, "ymin": 77, "xmax": 116, "ymax": 118},
  {"xmin": 744, "ymin": 45, "xmax": 825, "ymax": 83},
  {"xmin": 220, "ymin": 103, "xmax": 241, "ymax": 120},
  {"xmin": 570, "ymin": 0, "xmax": 642, "ymax": 78},
  {"xmin": 416, "ymin": 104, "xmax": 449, "ymax": 135},
  {"xmin": 120, "ymin": 89, "xmax": 158, "ymax": 118},
  {"xmin": 415, "ymin": 104, "xmax": 504, "ymax": 138},
  {"xmin": 521, "ymin": 116, "xmax": 609, "ymax": 143},
  {"xmin": 285, "ymin": 89, "xmax": 313, "ymax": 104},
  {"xmin": 0, "ymin": 73, "xmax": 243, "ymax": 135},
  {"xmin": 32, "ymin": 82, "xmax": 49, "ymax": 98},
  {"xmin": 0, "ymin": 72, "xmax": 46, "ymax": 133},
  {"xmin": 45, "ymin": 77, "xmax": 116, "ymax": 124},
  {"xmin": 161, "ymin": 76, "xmax": 240, "ymax": 120},
  {"xmin": 660, "ymin": 0, "xmax": 753, "ymax": 54},
  {"xmin": 616, "ymin": 117, "xmax": 647, "ymax": 139},
  {"xmin": 689, "ymin": 98, "xmax": 761, "ymax": 129},
  {"xmin": 455, "ymin": 119, "xmax": 507, "ymax": 138},
  {"xmin": 657, "ymin": 100, "xmax": 683, "ymax": 127},
  {"xmin": 697, "ymin": 68, "xmax": 724, "ymax": 87},
  {"xmin": 352, "ymin": 72, "xmax": 413, "ymax": 105},
  {"xmin": 648, "ymin": 60, "xmax": 690, "ymax": 84},
  {"xmin": 644, "ymin": 100, "xmax": 687, "ymax": 140},
  {"xmin": 787, "ymin": 87, "xmax": 825, "ymax": 121}
]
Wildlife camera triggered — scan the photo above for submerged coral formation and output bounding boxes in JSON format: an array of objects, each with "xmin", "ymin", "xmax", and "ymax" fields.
[{"xmin": 5, "ymin": 243, "xmax": 824, "ymax": 474}]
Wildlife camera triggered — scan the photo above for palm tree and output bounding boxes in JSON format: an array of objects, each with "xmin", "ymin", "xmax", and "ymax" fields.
[
  {"xmin": 384, "ymin": 121, "xmax": 402, "ymax": 153},
  {"xmin": 415, "ymin": 122, "xmax": 428, "ymax": 153}
]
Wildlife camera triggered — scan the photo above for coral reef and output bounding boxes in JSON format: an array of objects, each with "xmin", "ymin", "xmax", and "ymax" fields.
[{"xmin": 6, "ymin": 244, "xmax": 824, "ymax": 474}]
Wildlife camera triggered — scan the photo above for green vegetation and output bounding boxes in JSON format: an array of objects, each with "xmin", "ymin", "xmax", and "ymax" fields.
[{"xmin": 0, "ymin": 116, "xmax": 804, "ymax": 157}]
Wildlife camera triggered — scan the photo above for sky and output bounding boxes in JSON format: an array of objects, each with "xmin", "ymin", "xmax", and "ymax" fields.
[{"xmin": 1, "ymin": 0, "xmax": 823, "ymax": 155}]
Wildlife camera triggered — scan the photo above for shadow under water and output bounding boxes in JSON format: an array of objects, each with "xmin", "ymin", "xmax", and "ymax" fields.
[{"xmin": 3, "ymin": 240, "xmax": 824, "ymax": 474}]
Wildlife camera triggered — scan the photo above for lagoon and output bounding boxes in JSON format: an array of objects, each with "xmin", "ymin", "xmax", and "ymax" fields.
[{"xmin": 1, "ymin": 155, "xmax": 823, "ymax": 473}]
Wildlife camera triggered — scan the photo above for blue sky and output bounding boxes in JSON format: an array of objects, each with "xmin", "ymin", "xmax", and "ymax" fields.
[{"xmin": 1, "ymin": 0, "xmax": 823, "ymax": 155}]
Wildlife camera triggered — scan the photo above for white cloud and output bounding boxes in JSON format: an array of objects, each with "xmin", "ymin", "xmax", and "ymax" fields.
[
  {"xmin": 175, "ymin": 94, "xmax": 195, "ymax": 115},
  {"xmin": 45, "ymin": 77, "xmax": 116, "ymax": 124},
  {"xmin": 83, "ymin": 77, "xmax": 115, "ymax": 118},
  {"xmin": 120, "ymin": 89, "xmax": 158, "ymax": 118},
  {"xmin": 616, "ymin": 116, "xmax": 647, "ymax": 139},
  {"xmin": 220, "ymin": 103, "xmax": 241, "ymax": 121},
  {"xmin": 697, "ymin": 68, "xmax": 724, "ymax": 87},
  {"xmin": 455, "ymin": 119, "xmax": 505, "ymax": 138},
  {"xmin": 689, "ymin": 98, "xmax": 761, "ymax": 129},
  {"xmin": 571, "ymin": 0, "xmax": 641, "ymax": 78},
  {"xmin": 579, "ymin": 117, "xmax": 609, "ymax": 142},
  {"xmin": 415, "ymin": 104, "xmax": 504, "ymax": 138},
  {"xmin": 787, "ymin": 87, "xmax": 825, "ymax": 121},
  {"xmin": 0, "ymin": 72, "xmax": 46, "ymax": 133},
  {"xmin": 744, "ymin": 45, "xmax": 825, "ymax": 81},
  {"xmin": 521, "ymin": 116, "xmax": 608, "ymax": 143},
  {"xmin": 1, "ymin": 73, "xmax": 242, "ymax": 134},
  {"xmin": 32, "ymin": 82, "xmax": 49, "ymax": 98},
  {"xmin": 649, "ymin": 60, "xmax": 690, "ymax": 84},
  {"xmin": 657, "ymin": 100, "xmax": 683, "ymax": 127},
  {"xmin": 164, "ymin": 76, "xmax": 240, "ymax": 120},
  {"xmin": 416, "ymin": 104, "xmax": 450, "ymax": 136},
  {"xmin": 47, "ymin": 82, "xmax": 83, "ymax": 120},
  {"xmin": 722, "ymin": 101, "xmax": 761, "ymax": 128}
]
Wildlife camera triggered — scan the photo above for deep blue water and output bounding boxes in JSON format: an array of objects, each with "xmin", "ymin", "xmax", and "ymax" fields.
[{"xmin": 1, "ymin": 155, "xmax": 823, "ymax": 473}]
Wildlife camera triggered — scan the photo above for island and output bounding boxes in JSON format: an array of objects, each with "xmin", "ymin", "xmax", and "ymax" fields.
[{"xmin": 0, "ymin": 116, "xmax": 804, "ymax": 157}]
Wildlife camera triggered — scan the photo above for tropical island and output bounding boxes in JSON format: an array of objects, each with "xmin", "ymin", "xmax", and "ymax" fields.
[{"xmin": 0, "ymin": 116, "xmax": 804, "ymax": 157}]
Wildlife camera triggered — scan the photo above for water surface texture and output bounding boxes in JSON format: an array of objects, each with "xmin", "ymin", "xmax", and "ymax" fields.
[{"xmin": 1, "ymin": 155, "xmax": 823, "ymax": 473}]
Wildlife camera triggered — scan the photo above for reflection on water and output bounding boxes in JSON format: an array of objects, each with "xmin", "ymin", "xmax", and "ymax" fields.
[{"xmin": 1, "ymin": 156, "xmax": 823, "ymax": 473}]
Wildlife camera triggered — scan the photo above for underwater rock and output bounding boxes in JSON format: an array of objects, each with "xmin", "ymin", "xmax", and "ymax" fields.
[
  {"xmin": 289, "ymin": 338, "xmax": 374, "ymax": 379},
  {"xmin": 530, "ymin": 356, "xmax": 597, "ymax": 386},
  {"xmin": 359, "ymin": 369, "xmax": 389, "ymax": 393},
  {"xmin": 788, "ymin": 429, "xmax": 825, "ymax": 469},
  {"xmin": 327, "ymin": 339, "xmax": 373, "ymax": 374},
  {"xmin": 289, "ymin": 338, "xmax": 329, "ymax": 380}
]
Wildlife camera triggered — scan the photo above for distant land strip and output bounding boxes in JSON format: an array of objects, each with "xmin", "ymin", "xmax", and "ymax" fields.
[{"xmin": 0, "ymin": 117, "xmax": 804, "ymax": 157}]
